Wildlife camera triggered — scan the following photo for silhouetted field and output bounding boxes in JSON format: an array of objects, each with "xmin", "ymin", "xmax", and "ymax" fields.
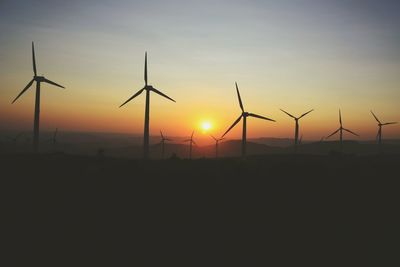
[{"xmin": 2, "ymin": 153, "xmax": 399, "ymax": 266}]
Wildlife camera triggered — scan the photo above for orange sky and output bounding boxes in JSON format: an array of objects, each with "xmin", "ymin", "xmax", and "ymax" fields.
[{"xmin": 1, "ymin": 1, "xmax": 399, "ymax": 142}]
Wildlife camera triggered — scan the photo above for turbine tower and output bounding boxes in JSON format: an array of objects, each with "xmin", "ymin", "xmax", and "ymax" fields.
[
  {"xmin": 298, "ymin": 134, "xmax": 303, "ymax": 145},
  {"xmin": 160, "ymin": 130, "xmax": 172, "ymax": 159},
  {"xmin": 50, "ymin": 128, "xmax": 58, "ymax": 145},
  {"xmin": 370, "ymin": 110, "xmax": 397, "ymax": 151},
  {"xmin": 12, "ymin": 42, "xmax": 65, "ymax": 153},
  {"xmin": 210, "ymin": 135, "xmax": 224, "ymax": 158},
  {"xmin": 280, "ymin": 108, "xmax": 313, "ymax": 153},
  {"xmin": 119, "ymin": 52, "xmax": 176, "ymax": 159},
  {"xmin": 184, "ymin": 131, "xmax": 196, "ymax": 159},
  {"xmin": 326, "ymin": 109, "xmax": 359, "ymax": 151},
  {"xmin": 222, "ymin": 82, "xmax": 275, "ymax": 157}
]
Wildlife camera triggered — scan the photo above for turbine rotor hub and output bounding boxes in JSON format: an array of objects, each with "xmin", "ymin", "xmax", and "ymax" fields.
[{"xmin": 34, "ymin": 76, "xmax": 45, "ymax": 82}]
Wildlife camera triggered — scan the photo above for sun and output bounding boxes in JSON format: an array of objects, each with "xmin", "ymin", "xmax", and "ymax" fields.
[{"xmin": 201, "ymin": 121, "xmax": 212, "ymax": 132}]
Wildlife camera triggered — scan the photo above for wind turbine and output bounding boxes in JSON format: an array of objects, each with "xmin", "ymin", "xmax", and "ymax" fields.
[
  {"xmin": 48, "ymin": 128, "xmax": 58, "ymax": 145},
  {"xmin": 326, "ymin": 109, "xmax": 359, "ymax": 151},
  {"xmin": 210, "ymin": 135, "xmax": 224, "ymax": 158},
  {"xmin": 184, "ymin": 131, "xmax": 196, "ymax": 159},
  {"xmin": 298, "ymin": 134, "xmax": 303, "ymax": 145},
  {"xmin": 222, "ymin": 82, "xmax": 275, "ymax": 157},
  {"xmin": 119, "ymin": 52, "xmax": 176, "ymax": 159},
  {"xmin": 370, "ymin": 110, "xmax": 397, "ymax": 151},
  {"xmin": 160, "ymin": 130, "xmax": 172, "ymax": 159},
  {"xmin": 280, "ymin": 108, "xmax": 313, "ymax": 153},
  {"xmin": 11, "ymin": 42, "xmax": 65, "ymax": 153}
]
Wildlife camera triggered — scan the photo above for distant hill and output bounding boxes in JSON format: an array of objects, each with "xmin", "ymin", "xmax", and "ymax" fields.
[
  {"xmin": 1, "ymin": 130, "xmax": 400, "ymax": 158},
  {"xmin": 249, "ymin": 137, "xmax": 294, "ymax": 147}
]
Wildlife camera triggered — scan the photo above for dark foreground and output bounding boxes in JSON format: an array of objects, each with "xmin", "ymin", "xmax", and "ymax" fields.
[{"xmin": 2, "ymin": 153, "xmax": 400, "ymax": 266}]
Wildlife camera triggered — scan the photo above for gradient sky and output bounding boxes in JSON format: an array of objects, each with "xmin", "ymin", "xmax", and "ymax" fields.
[{"xmin": 1, "ymin": 0, "xmax": 399, "ymax": 141}]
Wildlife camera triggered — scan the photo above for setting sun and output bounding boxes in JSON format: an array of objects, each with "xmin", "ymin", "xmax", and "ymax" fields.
[{"xmin": 201, "ymin": 121, "xmax": 212, "ymax": 132}]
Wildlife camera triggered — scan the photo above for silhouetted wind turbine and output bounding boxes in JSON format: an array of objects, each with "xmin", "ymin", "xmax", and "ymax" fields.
[
  {"xmin": 119, "ymin": 52, "xmax": 175, "ymax": 159},
  {"xmin": 298, "ymin": 134, "xmax": 303, "ymax": 145},
  {"xmin": 222, "ymin": 82, "xmax": 275, "ymax": 157},
  {"xmin": 11, "ymin": 42, "xmax": 65, "ymax": 153},
  {"xmin": 184, "ymin": 131, "xmax": 196, "ymax": 159},
  {"xmin": 280, "ymin": 108, "xmax": 313, "ymax": 153},
  {"xmin": 160, "ymin": 130, "xmax": 172, "ymax": 159},
  {"xmin": 370, "ymin": 110, "xmax": 397, "ymax": 151},
  {"xmin": 48, "ymin": 128, "xmax": 58, "ymax": 145},
  {"xmin": 210, "ymin": 135, "xmax": 224, "ymax": 158},
  {"xmin": 326, "ymin": 109, "xmax": 359, "ymax": 151}
]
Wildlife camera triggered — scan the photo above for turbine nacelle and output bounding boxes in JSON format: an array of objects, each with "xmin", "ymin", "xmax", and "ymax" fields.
[{"xmin": 34, "ymin": 76, "xmax": 46, "ymax": 82}]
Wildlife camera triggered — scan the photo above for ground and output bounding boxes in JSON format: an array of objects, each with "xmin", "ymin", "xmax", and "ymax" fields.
[{"xmin": 2, "ymin": 153, "xmax": 399, "ymax": 266}]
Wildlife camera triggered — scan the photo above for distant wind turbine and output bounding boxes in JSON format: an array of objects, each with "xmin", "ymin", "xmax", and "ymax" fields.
[
  {"xmin": 326, "ymin": 109, "xmax": 359, "ymax": 151},
  {"xmin": 210, "ymin": 135, "xmax": 224, "ymax": 158},
  {"xmin": 222, "ymin": 82, "xmax": 275, "ymax": 157},
  {"xmin": 280, "ymin": 108, "xmax": 313, "ymax": 153},
  {"xmin": 11, "ymin": 42, "xmax": 65, "ymax": 153},
  {"xmin": 48, "ymin": 128, "xmax": 58, "ymax": 145},
  {"xmin": 119, "ymin": 52, "xmax": 176, "ymax": 159},
  {"xmin": 160, "ymin": 130, "xmax": 172, "ymax": 159},
  {"xmin": 370, "ymin": 110, "xmax": 397, "ymax": 151},
  {"xmin": 184, "ymin": 131, "xmax": 196, "ymax": 159}
]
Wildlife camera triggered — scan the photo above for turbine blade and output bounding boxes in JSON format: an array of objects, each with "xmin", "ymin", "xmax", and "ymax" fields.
[
  {"xmin": 151, "ymin": 87, "xmax": 176, "ymax": 102},
  {"xmin": 343, "ymin": 128, "xmax": 359, "ymax": 137},
  {"xmin": 119, "ymin": 88, "xmax": 145, "ymax": 107},
  {"xmin": 44, "ymin": 78, "xmax": 65, "ymax": 89},
  {"xmin": 144, "ymin": 52, "xmax": 148, "ymax": 86},
  {"xmin": 183, "ymin": 139, "xmax": 191, "ymax": 142},
  {"xmin": 235, "ymin": 82, "xmax": 244, "ymax": 112},
  {"xmin": 248, "ymin": 113, "xmax": 276, "ymax": 122},
  {"xmin": 382, "ymin": 122, "xmax": 397, "ymax": 125},
  {"xmin": 279, "ymin": 109, "xmax": 295, "ymax": 119},
  {"xmin": 326, "ymin": 128, "xmax": 340, "ymax": 139},
  {"xmin": 339, "ymin": 109, "xmax": 342, "ymax": 126},
  {"xmin": 210, "ymin": 135, "xmax": 217, "ymax": 141},
  {"xmin": 191, "ymin": 130, "xmax": 194, "ymax": 138},
  {"xmin": 192, "ymin": 140, "xmax": 197, "ymax": 146},
  {"xmin": 299, "ymin": 109, "xmax": 314, "ymax": 119},
  {"xmin": 160, "ymin": 130, "xmax": 164, "ymax": 139},
  {"xmin": 32, "ymin": 42, "xmax": 37, "ymax": 76},
  {"xmin": 370, "ymin": 110, "xmax": 381, "ymax": 124},
  {"xmin": 165, "ymin": 138, "xmax": 173, "ymax": 141},
  {"xmin": 222, "ymin": 115, "xmax": 242, "ymax": 137},
  {"xmin": 12, "ymin": 79, "xmax": 34, "ymax": 103}
]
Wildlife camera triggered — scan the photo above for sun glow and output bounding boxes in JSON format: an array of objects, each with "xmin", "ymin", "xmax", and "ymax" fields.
[{"xmin": 201, "ymin": 121, "xmax": 212, "ymax": 132}]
